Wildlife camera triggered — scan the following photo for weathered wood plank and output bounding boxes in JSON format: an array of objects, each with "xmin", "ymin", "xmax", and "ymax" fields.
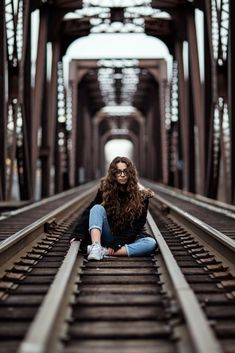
[
  {"xmin": 84, "ymin": 268, "xmax": 157, "ymax": 275},
  {"xmin": 81, "ymin": 275, "xmax": 158, "ymax": 284},
  {"xmin": 75, "ymin": 294, "xmax": 163, "ymax": 305},
  {"xmin": 64, "ymin": 339, "xmax": 175, "ymax": 353},
  {"xmin": 68, "ymin": 321, "xmax": 171, "ymax": 338},
  {"xmin": 79, "ymin": 284, "xmax": 161, "ymax": 294},
  {"xmin": 85, "ymin": 262, "xmax": 155, "ymax": 268},
  {"xmin": 73, "ymin": 305, "xmax": 167, "ymax": 320},
  {"xmin": 0, "ymin": 322, "xmax": 29, "ymax": 337}
]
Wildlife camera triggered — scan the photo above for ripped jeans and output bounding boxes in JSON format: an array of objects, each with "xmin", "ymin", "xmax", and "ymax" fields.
[{"xmin": 89, "ymin": 204, "xmax": 157, "ymax": 256}]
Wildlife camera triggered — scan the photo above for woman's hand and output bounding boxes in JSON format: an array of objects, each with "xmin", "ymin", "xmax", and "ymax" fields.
[{"xmin": 107, "ymin": 247, "xmax": 115, "ymax": 255}]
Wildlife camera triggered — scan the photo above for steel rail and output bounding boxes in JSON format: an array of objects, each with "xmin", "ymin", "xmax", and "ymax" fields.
[
  {"xmin": 16, "ymin": 213, "xmax": 223, "ymax": 353},
  {"xmin": 18, "ymin": 240, "xmax": 83, "ymax": 353},
  {"xmin": 0, "ymin": 180, "xmax": 97, "ymax": 220},
  {"xmin": 147, "ymin": 212, "xmax": 223, "ymax": 353},
  {"xmin": 0, "ymin": 185, "xmax": 98, "ymax": 267},
  {"xmin": 152, "ymin": 193, "xmax": 235, "ymax": 267},
  {"xmin": 145, "ymin": 181, "xmax": 235, "ymax": 220},
  {"xmin": 4, "ymin": 209, "xmax": 224, "ymax": 353}
]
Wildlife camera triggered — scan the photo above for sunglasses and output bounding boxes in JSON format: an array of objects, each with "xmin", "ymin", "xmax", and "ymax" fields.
[{"xmin": 115, "ymin": 169, "xmax": 128, "ymax": 176}]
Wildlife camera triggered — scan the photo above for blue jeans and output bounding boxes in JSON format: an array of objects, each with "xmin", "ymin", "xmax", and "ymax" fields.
[{"xmin": 89, "ymin": 204, "xmax": 157, "ymax": 256}]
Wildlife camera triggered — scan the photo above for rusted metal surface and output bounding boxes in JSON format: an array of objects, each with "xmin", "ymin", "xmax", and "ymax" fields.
[
  {"xmin": 187, "ymin": 7, "xmax": 205, "ymax": 194},
  {"xmin": 68, "ymin": 59, "xmax": 167, "ymax": 181},
  {"xmin": 228, "ymin": 1, "xmax": 235, "ymax": 203},
  {"xmin": 0, "ymin": 229, "xmax": 72, "ymax": 353},
  {"xmin": 150, "ymin": 205, "xmax": 235, "ymax": 353},
  {"xmin": 1, "ymin": 188, "xmax": 235, "ymax": 352},
  {"xmin": 65, "ymin": 258, "xmax": 177, "ymax": 353},
  {"xmin": 143, "ymin": 182, "xmax": 235, "ymax": 271},
  {"xmin": 148, "ymin": 212, "xmax": 223, "ymax": 353},
  {"xmin": 1, "ymin": 0, "xmax": 235, "ymax": 208},
  {"xmin": 0, "ymin": 183, "xmax": 97, "ymax": 245},
  {"xmin": 147, "ymin": 183, "xmax": 235, "ymax": 244},
  {"xmin": 0, "ymin": 1, "xmax": 7, "ymax": 201}
]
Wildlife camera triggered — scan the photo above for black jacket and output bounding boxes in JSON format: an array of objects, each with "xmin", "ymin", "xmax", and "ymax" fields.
[{"xmin": 70, "ymin": 189, "xmax": 152, "ymax": 251}]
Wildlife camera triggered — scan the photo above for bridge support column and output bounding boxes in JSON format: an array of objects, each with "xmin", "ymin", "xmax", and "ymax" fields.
[
  {"xmin": 32, "ymin": 7, "xmax": 48, "ymax": 198},
  {"xmin": 228, "ymin": 1, "xmax": 235, "ymax": 203},
  {"xmin": 0, "ymin": 2, "xmax": 7, "ymax": 200},
  {"xmin": 187, "ymin": 8, "xmax": 205, "ymax": 195},
  {"xmin": 175, "ymin": 40, "xmax": 195, "ymax": 192}
]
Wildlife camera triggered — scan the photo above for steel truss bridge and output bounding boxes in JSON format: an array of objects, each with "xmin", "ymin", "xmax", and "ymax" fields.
[{"xmin": 1, "ymin": 0, "xmax": 235, "ymax": 204}]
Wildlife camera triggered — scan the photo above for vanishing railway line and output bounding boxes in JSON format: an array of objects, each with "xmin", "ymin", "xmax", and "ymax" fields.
[
  {"xmin": 145, "ymin": 181, "xmax": 235, "ymax": 241},
  {"xmin": 0, "ymin": 182, "xmax": 234, "ymax": 353},
  {"xmin": 0, "ymin": 181, "xmax": 98, "ymax": 241},
  {"xmin": 0, "ymin": 182, "xmax": 98, "ymax": 271}
]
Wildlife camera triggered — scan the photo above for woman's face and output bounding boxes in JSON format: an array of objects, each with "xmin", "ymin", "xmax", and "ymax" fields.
[{"xmin": 115, "ymin": 162, "xmax": 128, "ymax": 185}]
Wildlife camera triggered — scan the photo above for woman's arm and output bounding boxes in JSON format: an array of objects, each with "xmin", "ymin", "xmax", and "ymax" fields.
[{"xmin": 107, "ymin": 198, "xmax": 149, "ymax": 250}]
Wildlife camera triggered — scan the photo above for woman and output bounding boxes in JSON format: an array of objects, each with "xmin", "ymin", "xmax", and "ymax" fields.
[{"xmin": 70, "ymin": 156, "xmax": 157, "ymax": 260}]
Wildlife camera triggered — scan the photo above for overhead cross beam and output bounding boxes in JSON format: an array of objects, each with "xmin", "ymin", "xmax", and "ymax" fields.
[{"xmin": 1, "ymin": 0, "xmax": 234, "ymax": 206}]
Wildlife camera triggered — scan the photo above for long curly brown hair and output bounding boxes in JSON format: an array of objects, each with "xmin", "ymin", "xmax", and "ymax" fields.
[{"xmin": 100, "ymin": 156, "xmax": 146, "ymax": 233}]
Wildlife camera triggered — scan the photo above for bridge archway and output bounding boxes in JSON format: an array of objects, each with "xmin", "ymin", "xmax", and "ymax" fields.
[
  {"xmin": 1, "ymin": 1, "xmax": 234, "ymax": 204},
  {"xmin": 104, "ymin": 139, "xmax": 134, "ymax": 172}
]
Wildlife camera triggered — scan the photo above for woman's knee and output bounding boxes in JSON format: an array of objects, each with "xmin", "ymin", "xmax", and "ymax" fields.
[
  {"xmin": 127, "ymin": 237, "xmax": 157, "ymax": 256},
  {"xmin": 89, "ymin": 205, "xmax": 106, "ymax": 233},
  {"xmin": 143, "ymin": 237, "xmax": 157, "ymax": 251}
]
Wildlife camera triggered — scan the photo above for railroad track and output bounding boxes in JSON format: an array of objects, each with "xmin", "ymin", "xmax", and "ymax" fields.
[
  {"xmin": 143, "ymin": 181, "xmax": 235, "ymax": 241},
  {"xmin": 148, "ymin": 206, "xmax": 235, "ymax": 353},
  {"xmin": 0, "ymin": 181, "xmax": 97, "ymax": 241},
  {"xmin": 0, "ymin": 183, "xmax": 98, "ymax": 272},
  {"xmin": 143, "ymin": 181, "xmax": 235, "ymax": 269},
  {"xmin": 0, "ymin": 183, "xmax": 235, "ymax": 353}
]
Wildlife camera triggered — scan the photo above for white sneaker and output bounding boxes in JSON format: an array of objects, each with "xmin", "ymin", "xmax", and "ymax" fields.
[
  {"xmin": 87, "ymin": 243, "xmax": 109, "ymax": 260},
  {"xmin": 102, "ymin": 247, "xmax": 109, "ymax": 257},
  {"xmin": 87, "ymin": 242, "xmax": 104, "ymax": 261}
]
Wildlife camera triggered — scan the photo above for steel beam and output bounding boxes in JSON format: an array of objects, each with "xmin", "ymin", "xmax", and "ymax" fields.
[
  {"xmin": 187, "ymin": 7, "xmax": 205, "ymax": 194},
  {"xmin": 203, "ymin": 0, "xmax": 220, "ymax": 200},
  {"xmin": 145, "ymin": 108, "xmax": 155, "ymax": 180},
  {"xmin": 70, "ymin": 80, "xmax": 78, "ymax": 186},
  {"xmin": 49, "ymin": 42, "xmax": 61, "ymax": 195},
  {"xmin": 175, "ymin": 40, "xmax": 191, "ymax": 191},
  {"xmin": 18, "ymin": 0, "xmax": 32, "ymax": 200},
  {"xmin": 0, "ymin": 1, "xmax": 7, "ymax": 200},
  {"xmin": 76, "ymin": 84, "xmax": 85, "ymax": 184},
  {"xmin": 152, "ymin": 85, "xmax": 163, "ymax": 182},
  {"xmin": 32, "ymin": 7, "xmax": 48, "ymax": 199},
  {"xmin": 83, "ymin": 106, "xmax": 92, "ymax": 180},
  {"xmin": 130, "ymin": 112, "xmax": 146, "ymax": 177},
  {"xmin": 228, "ymin": 0, "xmax": 235, "ymax": 203},
  {"xmin": 92, "ymin": 112, "xmax": 104, "ymax": 179}
]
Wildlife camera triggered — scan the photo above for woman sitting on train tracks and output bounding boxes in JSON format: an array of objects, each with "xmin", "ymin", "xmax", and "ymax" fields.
[{"xmin": 70, "ymin": 156, "xmax": 157, "ymax": 261}]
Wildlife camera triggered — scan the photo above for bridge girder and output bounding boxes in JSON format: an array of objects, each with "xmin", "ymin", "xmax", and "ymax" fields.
[{"xmin": 0, "ymin": 0, "xmax": 234, "ymax": 205}]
